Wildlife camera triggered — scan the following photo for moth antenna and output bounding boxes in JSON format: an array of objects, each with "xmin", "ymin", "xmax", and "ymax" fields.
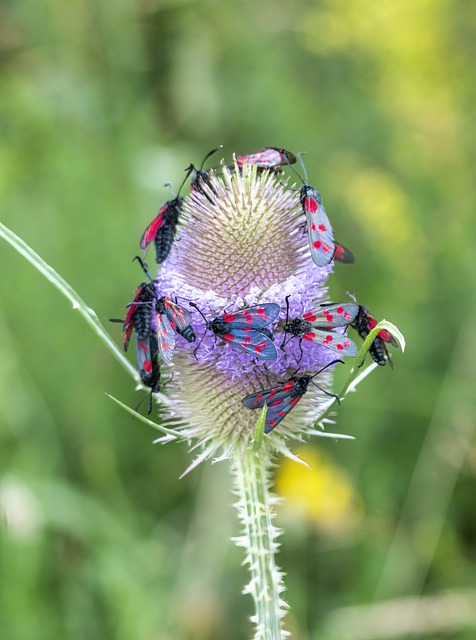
[
  {"xmin": 133, "ymin": 256, "xmax": 154, "ymax": 282},
  {"xmin": 134, "ymin": 392, "xmax": 153, "ymax": 415},
  {"xmin": 297, "ymin": 339, "xmax": 304, "ymax": 365},
  {"xmin": 310, "ymin": 382, "xmax": 341, "ymax": 404},
  {"xmin": 311, "ymin": 358, "xmax": 345, "ymax": 379},
  {"xmin": 280, "ymin": 294, "xmax": 292, "ymax": 350},
  {"xmin": 164, "ymin": 181, "xmax": 175, "ymax": 196},
  {"xmin": 296, "ymin": 152, "xmax": 309, "ymax": 184},
  {"xmin": 200, "ymin": 145, "xmax": 223, "ymax": 170},
  {"xmin": 189, "ymin": 301, "xmax": 209, "ymax": 358},
  {"xmin": 283, "ymin": 153, "xmax": 305, "ymax": 184},
  {"xmin": 186, "ymin": 146, "xmax": 223, "ymax": 187},
  {"xmin": 189, "ymin": 301, "xmax": 208, "ymax": 323}
]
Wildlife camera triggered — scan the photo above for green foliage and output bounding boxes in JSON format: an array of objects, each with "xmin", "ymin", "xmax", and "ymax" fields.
[{"xmin": 1, "ymin": 0, "xmax": 476, "ymax": 638}]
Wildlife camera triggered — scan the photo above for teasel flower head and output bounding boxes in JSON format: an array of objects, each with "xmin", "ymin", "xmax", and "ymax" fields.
[{"xmin": 156, "ymin": 162, "xmax": 346, "ymax": 471}]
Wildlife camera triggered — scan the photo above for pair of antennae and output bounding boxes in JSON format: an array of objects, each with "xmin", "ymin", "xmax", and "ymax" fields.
[
  {"xmin": 283, "ymin": 151, "xmax": 308, "ymax": 185},
  {"xmin": 308, "ymin": 358, "xmax": 344, "ymax": 403},
  {"xmin": 163, "ymin": 145, "xmax": 224, "ymax": 198},
  {"xmin": 188, "ymin": 301, "xmax": 210, "ymax": 359}
]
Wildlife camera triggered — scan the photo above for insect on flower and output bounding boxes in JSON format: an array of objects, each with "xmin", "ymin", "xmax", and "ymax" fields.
[
  {"xmin": 139, "ymin": 167, "xmax": 195, "ymax": 264},
  {"xmin": 235, "ymin": 147, "xmax": 297, "ymax": 173},
  {"xmin": 188, "ymin": 145, "xmax": 223, "ymax": 200},
  {"xmin": 118, "ymin": 281, "xmax": 163, "ymax": 397},
  {"xmin": 131, "ymin": 257, "xmax": 196, "ymax": 365},
  {"xmin": 281, "ymin": 295, "xmax": 359, "ymax": 357},
  {"xmin": 285, "ymin": 155, "xmax": 355, "ymax": 267},
  {"xmin": 189, "ymin": 302, "xmax": 281, "ymax": 360},
  {"xmin": 242, "ymin": 360, "xmax": 342, "ymax": 433},
  {"xmin": 351, "ymin": 304, "xmax": 398, "ymax": 366},
  {"xmin": 156, "ymin": 296, "xmax": 196, "ymax": 346}
]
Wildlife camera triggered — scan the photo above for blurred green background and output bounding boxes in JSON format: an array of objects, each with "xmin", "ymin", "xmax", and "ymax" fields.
[{"xmin": 1, "ymin": 0, "xmax": 475, "ymax": 638}]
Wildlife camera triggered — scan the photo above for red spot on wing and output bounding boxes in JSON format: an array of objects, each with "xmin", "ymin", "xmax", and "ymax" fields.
[
  {"xmin": 282, "ymin": 381, "xmax": 294, "ymax": 392},
  {"xmin": 222, "ymin": 314, "xmax": 236, "ymax": 323},
  {"xmin": 305, "ymin": 197, "xmax": 319, "ymax": 214},
  {"xmin": 303, "ymin": 332, "xmax": 315, "ymax": 342},
  {"xmin": 313, "ymin": 240, "xmax": 322, "ymax": 249},
  {"xmin": 318, "ymin": 224, "xmax": 327, "ymax": 232},
  {"xmin": 223, "ymin": 333, "xmax": 234, "ymax": 342},
  {"xmin": 290, "ymin": 396, "xmax": 301, "ymax": 406},
  {"xmin": 143, "ymin": 360, "xmax": 153, "ymax": 373},
  {"xmin": 138, "ymin": 342, "xmax": 149, "ymax": 351}
]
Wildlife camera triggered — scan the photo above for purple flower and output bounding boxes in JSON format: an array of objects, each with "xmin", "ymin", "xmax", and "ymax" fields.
[{"xmin": 154, "ymin": 162, "xmax": 348, "ymax": 466}]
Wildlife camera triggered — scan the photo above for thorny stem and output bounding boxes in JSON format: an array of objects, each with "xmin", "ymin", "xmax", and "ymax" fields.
[
  {"xmin": 0, "ymin": 221, "xmax": 139, "ymax": 382},
  {"xmin": 232, "ymin": 447, "xmax": 288, "ymax": 640}
]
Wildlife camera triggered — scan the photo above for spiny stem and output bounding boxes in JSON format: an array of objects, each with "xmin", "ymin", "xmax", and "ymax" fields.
[
  {"xmin": 232, "ymin": 447, "xmax": 288, "ymax": 640},
  {"xmin": 0, "ymin": 221, "xmax": 139, "ymax": 382}
]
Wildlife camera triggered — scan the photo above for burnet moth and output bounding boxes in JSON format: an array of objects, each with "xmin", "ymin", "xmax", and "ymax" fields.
[
  {"xmin": 235, "ymin": 147, "xmax": 297, "ymax": 172},
  {"xmin": 156, "ymin": 296, "xmax": 196, "ymax": 347},
  {"xmin": 189, "ymin": 302, "xmax": 280, "ymax": 360},
  {"xmin": 188, "ymin": 145, "xmax": 223, "ymax": 200},
  {"xmin": 350, "ymin": 304, "xmax": 398, "ymax": 367},
  {"xmin": 139, "ymin": 168, "xmax": 193, "ymax": 264},
  {"xmin": 120, "ymin": 281, "xmax": 163, "ymax": 396},
  {"xmin": 281, "ymin": 295, "xmax": 359, "ymax": 357},
  {"xmin": 132, "ymin": 257, "xmax": 196, "ymax": 365},
  {"xmin": 242, "ymin": 360, "xmax": 342, "ymax": 433},
  {"xmin": 285, "ymin": 154, "xmax": 355, "ymax": 267}
]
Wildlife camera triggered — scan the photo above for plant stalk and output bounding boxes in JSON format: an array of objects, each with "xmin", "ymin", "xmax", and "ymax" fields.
[
  {"xmin": 0, "ymin": 221, "xmax": 138, "ymax": 381},
  {"xmin": 232, "ymin": 447, "xmax": 288, "ymax": 640}
]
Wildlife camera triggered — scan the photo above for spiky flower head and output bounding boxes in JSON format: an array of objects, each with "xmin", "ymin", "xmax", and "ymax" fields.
[{"xmin": 156, "ymin": 161, "xmax": 346, "ymax": 469}]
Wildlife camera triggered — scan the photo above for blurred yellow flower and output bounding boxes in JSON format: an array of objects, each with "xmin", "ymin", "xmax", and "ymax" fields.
[{"xmin": 275, "ymin": 446, "xmax": 363, "ymax": 535}]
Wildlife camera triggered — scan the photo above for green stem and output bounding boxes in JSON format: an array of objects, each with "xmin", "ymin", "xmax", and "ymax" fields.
[
  {"xmin": 232, "ymin": 447, "xmax": 287, "ymax": 640},
  {"xmin": 0, "ymin": 221, "xmax": 139, "ymax": 382}
]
